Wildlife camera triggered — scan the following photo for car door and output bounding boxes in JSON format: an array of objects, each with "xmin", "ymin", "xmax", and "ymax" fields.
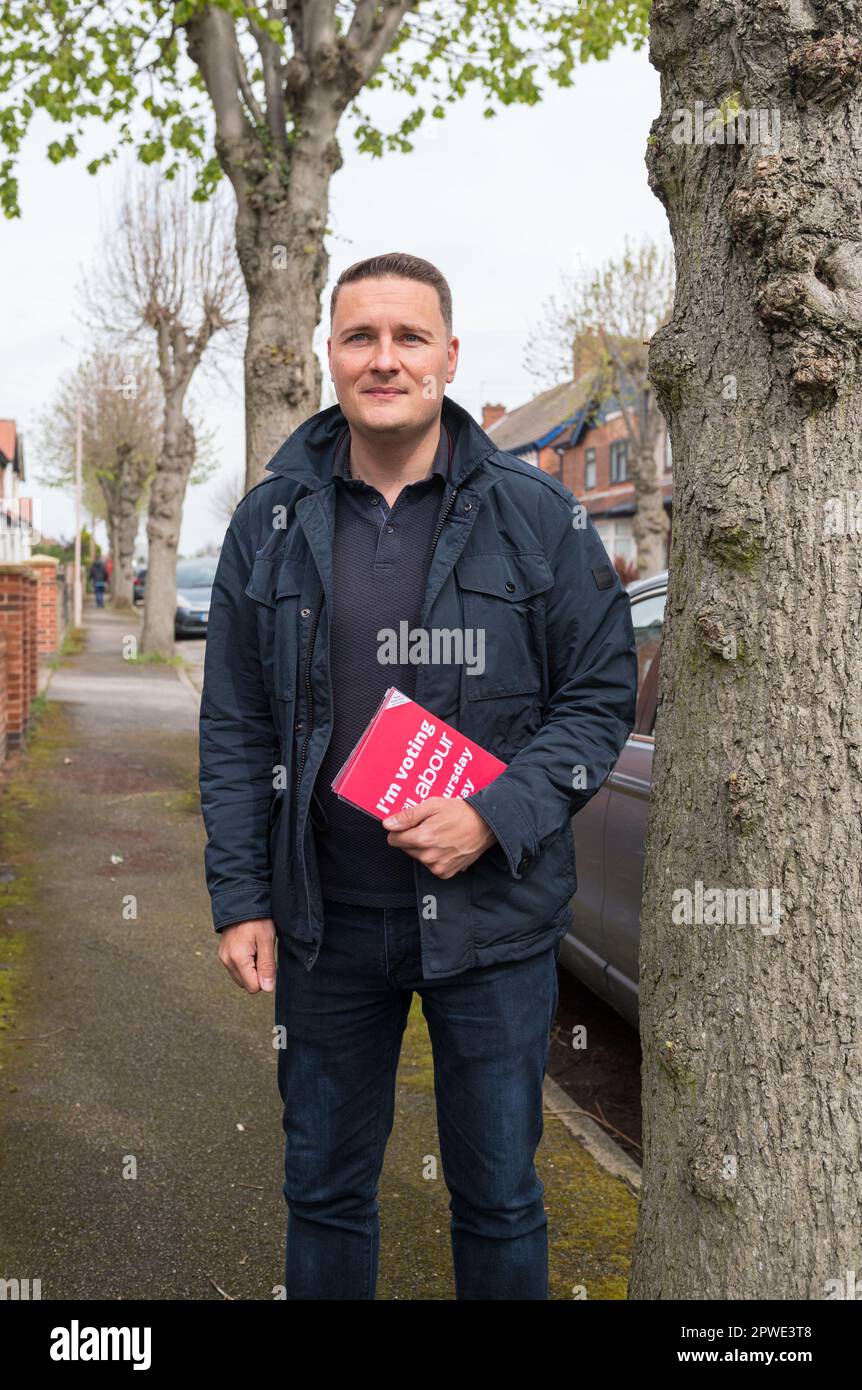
[
  {"xmin": 601, "ymin": 587, "xmax": 665, "ymax": 1026},
  {"xmin": 561, "ymin": 779, "xmax": 614, "ymax": 999},
  {"xmin": 561, "ymin": 581, "xmax": 646, "ymax": 1003}
]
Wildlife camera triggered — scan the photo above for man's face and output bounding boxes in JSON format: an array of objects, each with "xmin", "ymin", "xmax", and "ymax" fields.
[{"xmin": 328, "ymin": 276, "xmax": 459, "ymax": 436}]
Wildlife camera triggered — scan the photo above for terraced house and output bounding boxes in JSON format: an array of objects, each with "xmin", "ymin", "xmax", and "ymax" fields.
[{"xmin": 482, "ymin": 372, "xmax": 673, "ymax": 578}]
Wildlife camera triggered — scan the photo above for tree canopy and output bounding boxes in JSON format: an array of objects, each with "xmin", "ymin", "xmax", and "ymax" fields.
[{"xmin": 0, "ymin": 0, "xmax": 650, "ymax": 218}]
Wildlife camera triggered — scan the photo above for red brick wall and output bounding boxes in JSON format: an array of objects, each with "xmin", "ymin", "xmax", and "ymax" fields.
[
  {"xmin": 557, "ymin": 415, "xmax": 673, "ymax": 535},
  {"xmin": 0, "ymin": 631, "xmax": 7, "ymax": 767},
  {"xmin": 0, "ymin": 566, "xmax": 36, "ymax": 747},
  {"xmin": 560, "ymin": 414, "xmax": 633, "ymax": 499},
  {"xmin": 28, "ymin": 556, "xmax": 60, "ymax": 656},
  {"xmin": 481, "ymin": 403, "xmax": 507, "ymax": 431},
  {"xmin": 25, "ymin": 570, "xmax": 38, "ymax": 710}
]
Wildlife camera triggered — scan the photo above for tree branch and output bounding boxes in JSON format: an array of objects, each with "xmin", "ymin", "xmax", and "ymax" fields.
[
  {"xmin": 344, "ymin": 0, "xmax": 416, "ymax": 94},
  {"xmin": 249, "ymin": 9, "xmax": 289, "ymax": 146},
  {"xmin": 184, "ymin": 5, "xmax": 254, "ymax": 187},
  {"xmin": 235, "ymin": 40, "xmax": 266, "ymax": 129}
]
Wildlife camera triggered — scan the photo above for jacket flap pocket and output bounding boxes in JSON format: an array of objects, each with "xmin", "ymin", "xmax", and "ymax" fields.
[
  {"xmin": 245, "ymin": 554, "xmax": 303, "ymax": 607},
  {"xmin": 456, "ymin": 552, "xmax": 553, "ymax": 601},
  {"xmin": 275, "ymin": 560, "xmax": 303, "ymax": 599}
]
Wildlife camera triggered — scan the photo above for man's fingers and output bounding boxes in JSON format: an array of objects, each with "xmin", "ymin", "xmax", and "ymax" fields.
[
  {"xmin": 217, "ymin": 943, "xmax": 244, "ymax": 990},
  {"xmin": 217, "ymin": 919, "xmax": 276, "ymax": 993},
  {"xmin": 219, "ymin": 941, "xmax": 259, "ymax": 992},
  {"xmin": 255, "ymin": 931, "xmax": 276, "ymax": 992},
  {"xmin": 235, "ymin": 947, "xmax": 263, "ymax": 993}
]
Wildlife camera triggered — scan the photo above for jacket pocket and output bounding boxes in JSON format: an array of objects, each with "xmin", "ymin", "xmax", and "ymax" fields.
[
  {"xmin": 455, "ymin": 551, "xmax": 554, "ymax": 701},
  {"xmin": 244, "ymin": 554, "xmax": 304, "ymax": 702}
]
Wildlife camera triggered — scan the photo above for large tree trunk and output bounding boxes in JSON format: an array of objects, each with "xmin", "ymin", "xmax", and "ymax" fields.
[
  {"xmin": 107, "ymin": 517, "xmax": 119, "ymax": 601},
  {"xmin": 185, "ymin": 5, "xmax": 342, "ymax": 491},
  {"xmin": 184, "ymin": 2, "xmax": 412, "ymax": 491},
  {"xmin": 630, "ymin": 406, "xmax": 669, "ymax": 578},
  {"xmin": 111, "ymin": 493, "xmax": 139, "ymax": 610},
  {"xmin": 238, "ymin": 61, "xmax": 344, "ymax": 485},
  {"xmin": 629, "ymin": 0, "xmax": 862, "ymax": 1298},
  {"xmin": 240, "ymin": 144, "xmax": 339, "ymax": 488},
  {"xmin": 140, "ymin": 410, "xmax": 196, "ymax": 656},
  {"xmin": 631, "ymin": 448, "xmax": 667, "ymax": 577},
  {"xmin": 99, "ymin": 452, "xmax": 142, "ymax": 610}
]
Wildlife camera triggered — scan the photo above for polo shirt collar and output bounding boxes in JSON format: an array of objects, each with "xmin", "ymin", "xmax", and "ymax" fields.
[{"xmin": 332, "ymin": 421, "xmax": 452, "ymax": 484}]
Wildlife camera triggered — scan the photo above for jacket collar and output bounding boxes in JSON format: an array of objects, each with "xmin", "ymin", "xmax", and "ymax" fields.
[
  {"xmin": 263, "ymin": 392, "xmax": 500, "ymax": 491},
  {"xmin": 332, "ymin": 417, "xmax": 452, "ymax": 484}
]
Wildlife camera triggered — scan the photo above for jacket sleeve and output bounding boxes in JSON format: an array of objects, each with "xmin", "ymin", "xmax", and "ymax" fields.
[
  {"xmin": 199, "ymin": 508, "xmax": 279, "ymax": 931},
  {"xmin": 466, "ymin": 496, "xmax": 638, "ymax": 880}
]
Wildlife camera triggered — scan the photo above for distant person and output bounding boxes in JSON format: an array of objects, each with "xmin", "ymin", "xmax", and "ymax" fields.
[{"xmin": 89, "ymin": 557, "xmax": 108, "ymax": 608}]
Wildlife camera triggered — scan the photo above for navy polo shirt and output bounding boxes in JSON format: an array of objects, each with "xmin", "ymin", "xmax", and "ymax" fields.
[{"xmin": 311, "ymin": 421, "xmax": 453, "ymax": 907}]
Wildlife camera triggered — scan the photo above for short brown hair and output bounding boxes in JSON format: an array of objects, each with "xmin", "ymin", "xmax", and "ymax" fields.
[{"xmin": 330, "ymin": 252, "xmax": 453, "ymax": 337}]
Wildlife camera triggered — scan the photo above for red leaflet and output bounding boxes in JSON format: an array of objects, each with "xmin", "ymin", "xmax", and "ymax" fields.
[{"xmin": 331, "ymin": 687, "xmax": 507, "ymax": 823}]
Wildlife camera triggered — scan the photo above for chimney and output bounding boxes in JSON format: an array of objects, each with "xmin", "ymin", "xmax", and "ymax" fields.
[
  {"xmin": 572, "ymin": 326, "xmax": 602, "ymax": 381},
  {"xmin": 482, "ymin": 403, "xmax": 507, "ymax": 431}
]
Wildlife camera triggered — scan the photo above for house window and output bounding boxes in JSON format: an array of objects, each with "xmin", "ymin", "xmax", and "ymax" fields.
[
  {"xmin": 595, "ymin": 519, "xmax": 635, "ymax": 565},
  {"xmin": 664, "ymin": 430, "xmax": 673, "ymax": 473},
  {"xmin": 610, "ymin": 439, "xmax": 628, "ymax": 483},
  {"xmin": 584, "ymin": 448, "xmax": 596, "ymax": 491}
]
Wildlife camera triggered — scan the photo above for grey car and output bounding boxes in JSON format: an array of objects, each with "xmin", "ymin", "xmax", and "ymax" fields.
[
  {"xmin": 560, "ymin": 569, "xmax": 667, "ymax": 1029},
  {"xmin": 174, "ymin": 556, "xmax": 218, "ymax": 638}
]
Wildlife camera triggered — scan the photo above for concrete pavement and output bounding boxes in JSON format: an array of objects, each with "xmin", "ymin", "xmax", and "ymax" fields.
[{"xmin": 0, "ymin": 605, "xmax": 637, "ymax": 1299}]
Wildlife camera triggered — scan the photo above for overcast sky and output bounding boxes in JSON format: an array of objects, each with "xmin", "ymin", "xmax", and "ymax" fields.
[{"xmin": 1, "ymin": 36, "xmax": 667, "ymax": 557}]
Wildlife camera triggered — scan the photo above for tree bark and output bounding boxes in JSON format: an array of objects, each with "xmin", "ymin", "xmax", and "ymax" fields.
[
  {"xmin": 185, "ymin": 0, "xmax": 414, "ymax": 490},
  {"xmin": 630, "ymin": 0, "xmax": 862, "ymax": 1298},
  {"xmin": 240, "ymin": 121, "xmax": 341, "ymax": 485},
  {"xmin": 99, "ymin": 443, "xmax": 144, "ymax": 610},
  {"xmin": 630, "ymin": 428, "xmax": 668, "ymax": 578},
  {"xmin": 110, "ymin": 489, "xmax": 139, "ymax": 610},
  {"xmin": 140, "ymin": 404, "xmax": 196, "ymax": 655},
  {"xmin": 628, "ymin": 400, "xmax": 670, "ymax": 578},
  {"xmin": 595, "ymin": 331, "xmax": 670, "ymax": 577}
]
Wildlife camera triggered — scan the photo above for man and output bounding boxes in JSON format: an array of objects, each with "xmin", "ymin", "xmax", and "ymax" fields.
[
  {"xmin": 199, "ymin": 252, "xmax": 638, "ymax": 1300},
  {"xmin": 89, "ymin": 555, "xmax": 108, "ymax": 608}
]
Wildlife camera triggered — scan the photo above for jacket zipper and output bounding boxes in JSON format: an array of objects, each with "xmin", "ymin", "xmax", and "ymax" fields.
[
  {"xmin": 297, "ymin": 480, "xmax": 460, "ymax": 801},
  {"xmin": 429, "ymin": 482, "xmax": 459, "ymax": 565},
  {"xmin": 296, "ymin": 591, "xmax": 324, "ymax": 801},
  {"xmin": 295, "ymin": 479, "xmax": 461, "ymax": 943}
]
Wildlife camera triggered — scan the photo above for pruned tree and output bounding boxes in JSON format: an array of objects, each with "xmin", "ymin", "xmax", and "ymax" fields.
[
  {"xmin": 629, "ymin": 2, "xmax": 862, "ymax": 1298},
  {"xmin": 209, "ymin": 469, "xmax": 247, "ymax": 526},
  {"xmin": 36, "ymin": 350, "xmax": 162, "ymax": 607},
  {"xmin": 525, "ymin": 237, "xmax": 675, "ymax": 577},
  {"xmin": 0, "ymin": 1, "xmax": 652, "ymax": 489},
  {"xmin": 79, "ymin": 168, "xmax": 245, "ymax": 653}
]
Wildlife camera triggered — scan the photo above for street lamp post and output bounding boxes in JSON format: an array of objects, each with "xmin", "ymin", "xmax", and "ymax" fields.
[{"xmin": 73, "ymin": 404, "xmax": 83, "ymax": 627}]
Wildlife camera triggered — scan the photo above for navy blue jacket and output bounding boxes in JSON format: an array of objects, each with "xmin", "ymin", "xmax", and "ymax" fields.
[{"xmin": 199, "ymin": 394, "xmax": 638, "ymax": 978}]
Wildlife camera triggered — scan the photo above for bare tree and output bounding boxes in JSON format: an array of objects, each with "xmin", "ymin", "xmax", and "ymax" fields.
[
  {"xmin": 525, "ymin": 238, "xmax": 675, "ymax": 578},
  {"xmin": 80, "ymin": 170, "xmax": 246, "ymax": 654},
  {"xmin": 36, "ymin": 351, "xmax": 161, "ymax": 607},
  {"xmin": 210, "ymin": 470, "xmax": 247, "ymax": 528}
]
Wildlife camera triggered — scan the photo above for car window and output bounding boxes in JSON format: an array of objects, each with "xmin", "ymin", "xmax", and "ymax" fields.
[
  {"xmin": 176, "ymin": 558, "xmax": 218, "ymax": 588},
  {"xmin": 630, "ymin": 591, "xmax": 666, "ymax": 709}
]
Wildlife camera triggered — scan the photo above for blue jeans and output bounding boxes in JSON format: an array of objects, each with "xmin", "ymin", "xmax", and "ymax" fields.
[
  {"xmin": 93, "ymin": 581, "xmax": 106, "ymax": 607},
  {"xmin": 275, "ymin": 898, "xmax": 560, "ymax": 1300}
]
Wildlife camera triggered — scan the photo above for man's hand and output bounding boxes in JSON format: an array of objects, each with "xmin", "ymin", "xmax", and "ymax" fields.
[
  {"xmin": 382, "ymin": 797, "xmax": 498, "ymax": 878},
  {"xmin": 218, "ymin": 918, "xmax": 276, "ymax": 993}
]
